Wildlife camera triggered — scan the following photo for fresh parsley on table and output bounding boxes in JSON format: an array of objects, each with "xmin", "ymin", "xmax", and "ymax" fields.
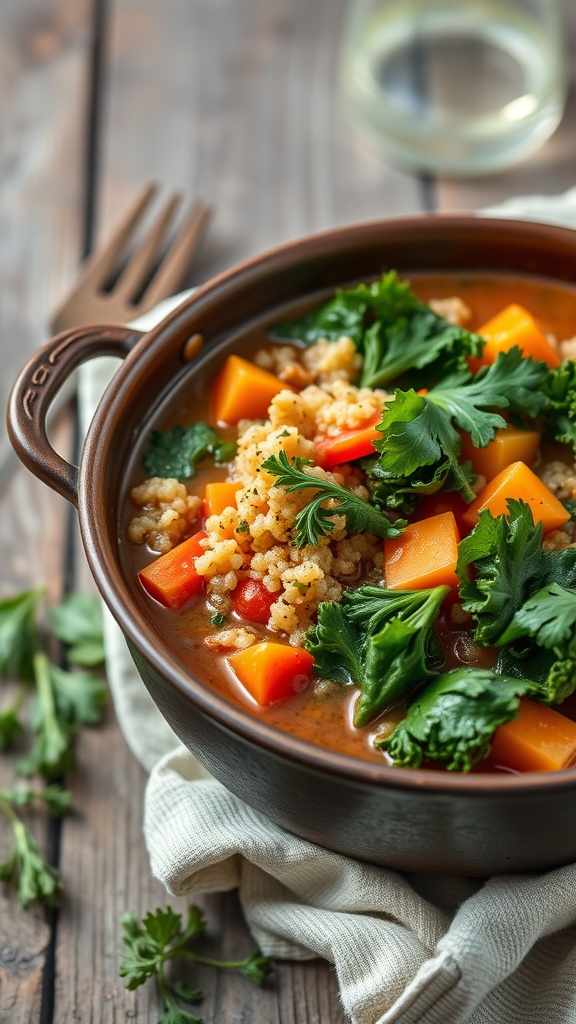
[{"xmin": 119, "ymin": 905, "xmax": 271, "ymax": 1024}]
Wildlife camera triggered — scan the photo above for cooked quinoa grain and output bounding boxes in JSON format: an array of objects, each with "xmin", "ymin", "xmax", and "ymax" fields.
[{"xmin": 128, "ymin": 478, "xmax": 202, "ymax": 553}]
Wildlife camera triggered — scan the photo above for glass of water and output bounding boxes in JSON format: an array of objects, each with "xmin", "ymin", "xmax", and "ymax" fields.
[{"xmin": 340, "ymin": 0, "xmax": 567, "ymax": 175}]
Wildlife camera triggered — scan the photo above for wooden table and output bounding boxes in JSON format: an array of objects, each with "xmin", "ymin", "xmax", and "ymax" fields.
[{"xmin": 1, "ymin": 2, "xmax": 575, "ymax": 1020}]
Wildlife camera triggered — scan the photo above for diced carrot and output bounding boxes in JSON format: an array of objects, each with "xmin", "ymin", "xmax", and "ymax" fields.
[
  {"xmin": 413, "ymin": 491, "xmax": 471, "ymax": 534},
  {"xmin": 211, "ymin": 354, "xmax": 294, "ymax": 425},
  {"xmin": 138, "ymin": 530, "xmax": 207, "ymax": 610},
  {"xmin": 459, "ymin": 426, "xmax": 541, "ymax": 482},
  {"xmin": 384, "ymin": 511, "xmax": 460, "ymax": 591},
  {"xmin": 314, "ymin": 412, "xmax": 382, "ymax": 468},
  {"xmin": 490, "ymin": 697, "xmax": 576, "ymax": 772},
  {"xmin": 461, "ymin": 461, "xmax": 570, "ymax": 534},
  {"xmin": 227, "ymin": 641, "xmax": 314, "ymax": 705},
  {"xmin": 203, "ymin": 481, "xmax": 241, "ymax": 518},
  {"xmin": 472, "ymin": 304, "xmax": 560, "ymax": 369},
  {"xmin": 232, "ymin": 578, "xmax": 277, "ymax": 624}
]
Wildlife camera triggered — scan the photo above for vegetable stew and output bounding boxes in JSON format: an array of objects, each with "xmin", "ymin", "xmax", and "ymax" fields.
[{"xmin": 120, "ymin": 271, "xmax": 576, "ymax": 773}]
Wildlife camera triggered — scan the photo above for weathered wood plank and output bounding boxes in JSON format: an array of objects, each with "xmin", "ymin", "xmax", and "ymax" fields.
[{"xmin": 0, "ymin": 1, "xmax": 92, "ymax": 1020}]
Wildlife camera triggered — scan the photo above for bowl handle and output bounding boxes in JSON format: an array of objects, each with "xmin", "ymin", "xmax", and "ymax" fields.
[{"xmin": 7, "ymin": 323, "xmax": 142, "ymax": 508}]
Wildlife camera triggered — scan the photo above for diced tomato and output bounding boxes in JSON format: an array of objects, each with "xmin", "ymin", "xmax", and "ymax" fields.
[
  {"xmin": 314, "ymin": 412, "xmax": 382, "ymax": 468},
  {"xmin": 232, "ymin": 578, "xmax": 277, "ymax": 624}
]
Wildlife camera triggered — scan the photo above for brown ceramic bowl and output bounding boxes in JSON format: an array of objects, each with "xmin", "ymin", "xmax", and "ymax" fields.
[{"xmin": 9, "ymin": 215, "xmax": 576, "ymax": 875}]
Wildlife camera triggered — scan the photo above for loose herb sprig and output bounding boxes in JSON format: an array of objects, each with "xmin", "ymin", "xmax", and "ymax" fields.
[
  {"xmin": 261, "ymin": 450, "xmax": 404, "ymax": 546},
  {"xmin": 119, "ymin": 905, "xmax": 271, "ymax": 1024},
  {"xmin": 0, "ymin": 784, "xmax": 70, "ymax": 906},
  {"xmin": 0, "ymin": 589, "xmax": 106, "ymax": 905}
]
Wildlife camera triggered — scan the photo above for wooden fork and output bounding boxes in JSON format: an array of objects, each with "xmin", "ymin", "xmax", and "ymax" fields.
[{"xmin": 50, "ymin": 181, "xmax": 211, "ymax": 333}]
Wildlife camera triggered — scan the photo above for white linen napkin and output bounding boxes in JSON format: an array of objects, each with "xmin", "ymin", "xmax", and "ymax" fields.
[{"xmin": 78, "ymin": 190, "xmax": 576, "ymax": 1024}]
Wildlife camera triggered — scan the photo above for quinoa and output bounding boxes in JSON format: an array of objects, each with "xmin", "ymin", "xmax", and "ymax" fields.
[
  {"xmin": 428, "ymin": 296, "xmax": 472, "ymax": 325},
  {"xmin": 538, "ymin": 460, "xmax": 576, "ymax": 501},
  {"xmin": 128, "ymin": 478, "xmax": 202, "ymax": 553},
  {"xmin": 194, "ymin": 384, "xmax": 385, "ymax": 642}
]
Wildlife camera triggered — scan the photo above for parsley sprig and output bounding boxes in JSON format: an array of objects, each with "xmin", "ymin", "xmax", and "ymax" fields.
[
  {"xmin": 120, "ymin": 906, "xmax": 271, "ymax": 1024},
  {"xmin": 261, "ymin": 450, "xmax": 404, "ymax": 547},
  {"xmin": 368, "ymin": 348, "xmax": 549, "ymax": 510},
  {"xmin": 0, "ymin": 784, "xmax": 70, "ymax": 906},
  {"xmin": 0, "ymin": 589, "xmax": 106, "ymax": 906}
]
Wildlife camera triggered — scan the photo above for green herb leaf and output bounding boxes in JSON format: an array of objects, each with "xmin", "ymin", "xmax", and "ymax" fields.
[
  {"xmin": 48, "ymin": 592, "xmax": 105, "ymax": 666},
  {"xmin": 495, "ymin": 645, "xmax": 576, "ymax": 706},
  {"xmin": 0, "ymin": 706, "xmax": 23, "ymax": 751},
  {"xmin": 119, "ymin": 904, "xmax": 271, "ymax": 1024},
  {"xmin": 210, "ymin": 612, "xmax": 226, "ymax": 627},
  {"xmin": 457, "ymin": 500, "xmax": 546, "ymax": 645},
  {"xmin": 0, "ymin": 795, "xmax": 62, "ymax": 907},
  {"xmin": 262, "ymin": 450, "xmax": 404, "ymax": 546},
  {"xmin": 499, "ymin": 583, "xmax": 576, "ymax": 656},
  {"xmin": 367, "ymin": 350, "xmax": 548, "ymax": 511},
  {"xmin": 142, "ymin": 424, "xmax": 236, "ymax": 480},
  {"xmin": 360, "ymin": 307, "xmax": 484, "ymax": 389},
  {"xmin": 542, "ymin": 361, "xmax": 576, "ymax": 451},
  {"xmin": 270, "ymin": 286, "xmax": 372, "ymax": 346},
  {"xmin": 378, "ymin": 668, "xmax": 533, "ymax": 771},
  {"xmin": 306, "ymin": 585, "xmax": 448, "ymax": 726},
  {"xmin": 0, "ymin": 589, "xmax": 42, "ymax": 678}
]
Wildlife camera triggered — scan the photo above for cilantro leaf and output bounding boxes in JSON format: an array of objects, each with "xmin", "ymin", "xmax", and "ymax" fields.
[
  {"xmin": 457, "ymin": 500, "xmax": 546, "ymax": 645},
  {"xmin": 142, "ymin": 424, "xmax": 236, "ymax": 480},
  {"xmin": 119, "ymin": 905, "xmax": 271, "ymax": 1024},
  {"xmin": 306, "ymin": 585, "xmax": 448, "ymax": 725},
  {"xmin": 261, "ymin": 451, "xmax": 404, "ymax": 546},
  {"xmin": 0, "ymin": 589, "xmax": 42, "ymax": 678},
  {"xmin": 48, "ymin": 592, "xmax": 105, "ymax": 666},
  {"xmin": 378, "ymin": 668, "xmax": 533, "ymax": 771},
  {"xmin": 270, "ymin": 288, "xmax": 369, "ymax": 345}
]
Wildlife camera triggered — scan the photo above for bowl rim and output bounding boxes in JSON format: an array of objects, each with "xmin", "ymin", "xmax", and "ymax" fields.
[{"xmin": 80, "ymin": 212, "xmax": 576, "ymax": 796}]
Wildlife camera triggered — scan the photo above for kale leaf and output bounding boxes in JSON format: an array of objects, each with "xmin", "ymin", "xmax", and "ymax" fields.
[
  {"xmin": 378, "ymin": 668, "xmax": 533, "ymax": 771},
  {"xmin": 495, "ymin": 645, "xmax": 576, "ymax": 706},
  {"xmin": 142, "ymin": 424, "xmax": 236, "ymax": 480},
  {"xmin": 457, "ymin": 500, "xmax": 547, "ymax": 645},
  {"xmin": 269, "ymin": 271, "xmax": 484, "ymax": 386},
  {"xmin": 305, "ymin": 584, "xmax": 448, "ymax": 726},
  {"xmin": 542, "ymin": 361, "xmax": 576, "ymax": 452}
]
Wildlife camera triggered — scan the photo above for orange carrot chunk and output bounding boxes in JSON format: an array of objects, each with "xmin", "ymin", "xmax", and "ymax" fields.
[
  {"xmin": 475, "ymin": 304, "xmax": 560, "ymax": 368},
  {"xmin": 228, "ymin": 641, "xmax": 314, "ymax": 705},
  {"xmin": 203, "ymin": 481, "xmax": 241, "ymax": 518},
  {"xmin": 211, "ymin": 354, "xmax": 293, "ymax": 426},
  {"xmin": 384, "ymin": 511, "xmax": 460, "ymax": 591},
  {"xmin": 138, "ymin": 530, "xmax": 207, "ymax": 610},
  {"xmin": 459, "ymin": 426, "xmax": 541, "ymax": 482},
  {"xmin": 314, "ymin": 412, "xmax": 382, "ymax": 468},
  {"xmin": 490, "ymin": 697, "xmax": 576, "ymax": 772},
  {"xmin": 461, "ymin": 461, "xmax": 570, "ymax": 534}
]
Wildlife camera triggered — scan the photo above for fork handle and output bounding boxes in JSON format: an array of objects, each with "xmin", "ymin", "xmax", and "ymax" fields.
[{"xmin": 7, "ymin": 324, "xmax": 142, "ymax": 507}]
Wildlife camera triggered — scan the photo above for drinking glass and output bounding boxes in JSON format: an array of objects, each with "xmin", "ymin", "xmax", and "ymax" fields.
[{"xmin": 340, "ymin": 0, "xmax": 567, "ymax": 175}]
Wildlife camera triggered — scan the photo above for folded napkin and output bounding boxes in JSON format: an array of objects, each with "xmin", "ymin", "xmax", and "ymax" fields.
[{"xmin": 79, "ymin": 189, "xmax": 576, "ymax": 1024}]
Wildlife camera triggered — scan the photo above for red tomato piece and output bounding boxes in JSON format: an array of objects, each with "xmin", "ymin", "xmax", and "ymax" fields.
[
  {"xmin": 314, "ymin": 412, "xmax": 382, "ymax": 468},
  {"xmin": 232, "ymin": 578, "xmax": 277, "ymax": 624}
]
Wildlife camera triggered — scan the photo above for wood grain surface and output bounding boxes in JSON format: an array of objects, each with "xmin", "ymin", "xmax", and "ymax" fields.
[{"xmin": 0, "ymin": 0, "xmax": 575, "ymax": 1021}]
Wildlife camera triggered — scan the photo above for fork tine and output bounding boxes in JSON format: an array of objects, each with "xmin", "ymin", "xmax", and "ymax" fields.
[
  {"xmin": 142, "ymin": 200, "xmax": 212, "ymax": 307},
  {"xmin": 78, "ymin": 181, "xmax": 158, "ymax": 287},
  {"xmin": 115, "ymin": 190, "xmax": 182, "ymax": 302}
]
